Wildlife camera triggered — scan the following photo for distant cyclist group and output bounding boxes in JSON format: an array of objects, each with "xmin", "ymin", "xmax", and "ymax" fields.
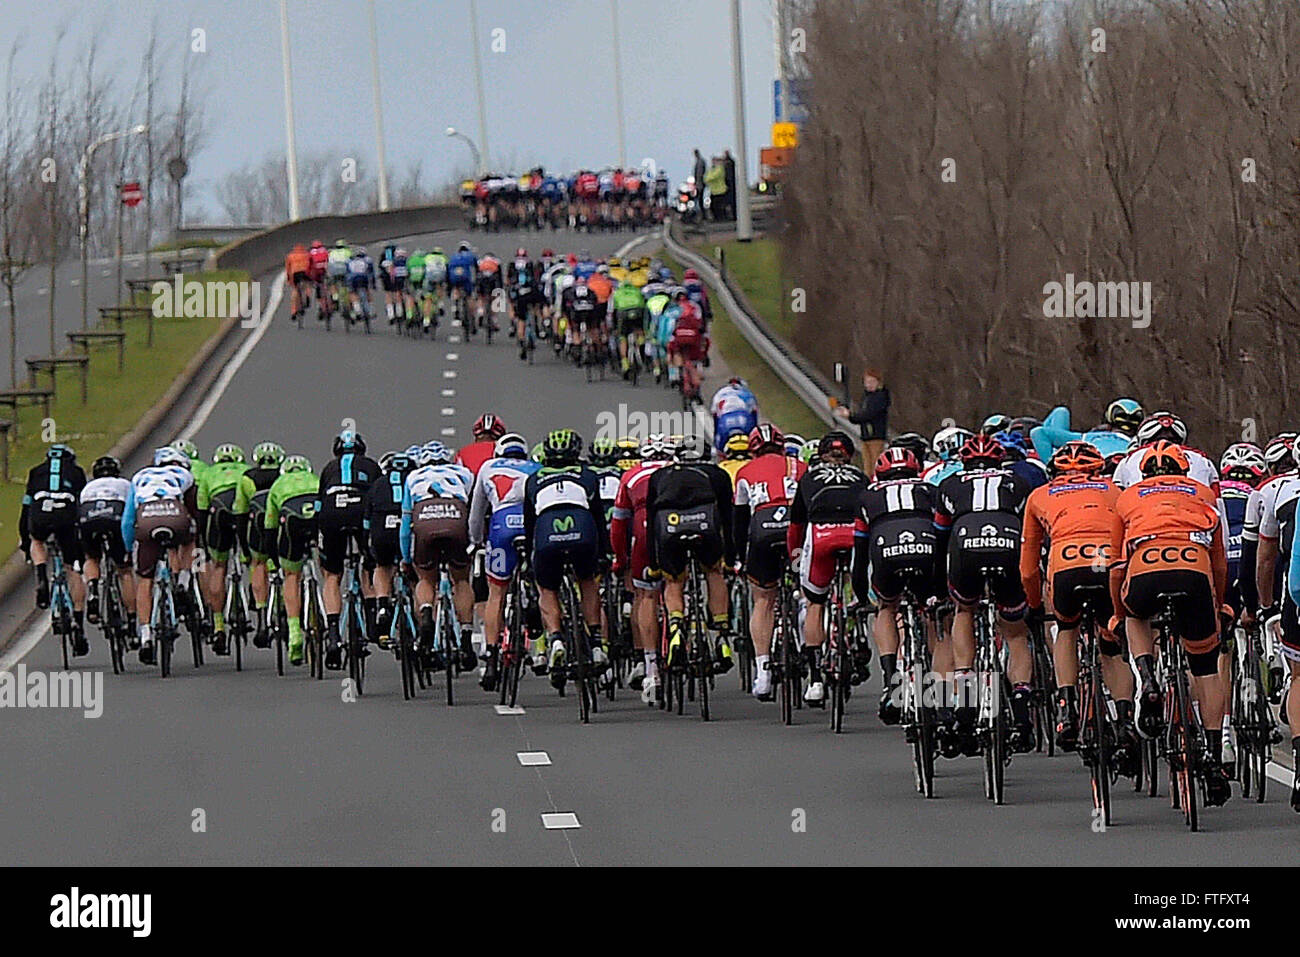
[
  {"xmin": 459, "ymin": 166, "xmax": 671, "ymax": 232},
  {"xmin": 19, "ymin": 393, "xmax": 1300, "ymax": 825}
]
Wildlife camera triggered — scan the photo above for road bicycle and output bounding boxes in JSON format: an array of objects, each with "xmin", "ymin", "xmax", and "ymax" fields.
[
  {"xmin": 391, "ymin": 565, "xmax": 427, "ymax": 701},
  {"xmin": 557, "ymin": 562, "xmax": 601, "ymax": 723},
  {"xmin": 1231, "ymin": 620, "xmax": 1278, "ymax": 803},
  {"xmin": 90, "ymin": 532, "xmax": 130, "ymax": 675},
  {"xmin": 896, "ymin": 571, "xmax": 938, "ymax": 798},
  {"xmin": 498, "ymin": 540, "xmax": 538, "ymax": 709},
  {"xmin": 728, "ymin": 569, "xmax": 753, "ymax": 693},
  {"xmin": 340, "ymin": 538, "xmax": 370, "ymax": 695},
  {"xmin": 824, "ymin": 548, "xmax": 857, "ymax": 734},
  {"xmin": 1152, "ymin": 591, "xmax": 1206, "ymax": 831},
  {"xmin": 222, "ymin": 547, "xmax": 255, "ymax": 672},
  {"xmin": 300, "ymin": 556, "xmax": 328, "ymax": 679},
  {"xmin": 660, "ymin": 540, "xmax": 714, "ymax": 721},
  {"xmin": 47, "ymin": 539, "xmax": 76, "ymax": 671},
  {"xmin": 1029, "ymin": 616, "xmax": 1058, "ymax": 756},
  {"xmin": 1073, "ymin": 586, "xmax": 1119, "ymax": 825},
  {"xmin": 974, "ymin": 567, "xmax": 1013, "ymax": 805},
  {"xmin": 770, "ymin": 562, "xmax": 804, "ymax": 726},
  {"xmin": 267, "ymin": 565, "xmax": 288, "ymax": 676}
]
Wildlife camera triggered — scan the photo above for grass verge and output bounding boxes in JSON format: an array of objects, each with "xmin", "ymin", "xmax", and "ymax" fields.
[
  {"xmin": 660, "ymin": 250, "xmax": 823, "ymax": 440},
  {"xmin": 0, "ymin": 270, "xmax": 249, "ymax": 551},
  {"xmin": 688, "ymin": 236, "xmax": 791, "ymax": 339}
]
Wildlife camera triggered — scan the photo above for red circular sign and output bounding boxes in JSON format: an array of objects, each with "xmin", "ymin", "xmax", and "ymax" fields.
[{"xmin": 121, "ymin": 181, "xmax": 143, "ymax": 207}]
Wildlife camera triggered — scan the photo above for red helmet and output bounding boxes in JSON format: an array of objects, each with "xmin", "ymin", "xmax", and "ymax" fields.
[
  {"xmin": 683, "ymin": 268, "xmax": 699, "ymax": 281},
  {"xmin": 473, "ymin": 413, "xmax": 507, "ymax": 440},
  {"xmin": 874, "ymin": 446, "xmax": 920, "ymax": 479},
  {"xmin": 747, "ymin": 423, "xmax": 784, "ymax": 455},
  {"xmin": 310, "ymin": 239, "xmax": 324, "ymax": 248},
  {"xmin": 959, "ymin": 433, "xmax": 1004, "ymax": 468},
  {"xmin": 541, "ymin": 248, "xmax": 554, "ymax": 258},
  {"xmin": 516, "ymin": 247, "xmax": 527, "ymax": 258}
]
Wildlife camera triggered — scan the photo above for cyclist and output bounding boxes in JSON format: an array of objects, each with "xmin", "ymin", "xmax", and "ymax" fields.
[
  {"xmin": 234, "ymin": 442, "xmax": 286, "ymax": 647},
  {"xmin": 79, "ymin": 455, "xmax": 135, "ymax": 642},
  {"xmin": 317, "ymin": 430, "xmax": 380, "ymax": 669},
  {"xmin": 20, "ymin": 445, "xmax": 87, "ymax": 649},
  {"xmin": 1113, "ymin": 411, "xmax": 1218, "ymax": 490},
  {"xmin": 197, "ymin": 444, "xmax": 249, "ymax": 655},
  {"xmin": 345, "ymin": 245, "xmax": 376, "ymax": 326},
  {"xmin": 263, "ymin": 455, "xmax": 319, "ymax": 667},
  {"xmin": 922, "ymin": 425, "xmax": 973, "ymax": 486},
  {"xmin": 933, "ymin": 432, "xmax": 1036, "ymax": 754},
  {"xmin": 786, "ymin": 431, "xmax": 869, "ymax": 705},
  {"xmin": 468, "ymin": 433, "xmax": 541, "ymax": 690},
  {"xmin": 681, "ymin": 267, "xmax": 711, "ymax": 327},
  {"xmin": 1241, "ymin": 433, "xmax": 1296, "ymax": 696},
  {"xmin": 307, "ymin": 239, "xmax": 329, "ymax": 294},
  {"xmin": 612, "ymin": 434, "xmax": 677, "ymax": 702},
  {"xmin": 610, "ymin": 278, "xmax": 647, "ymax": 377},
  {"xmin": 425, "ymin": 245, "xmax": 450, "ymax": 301},
  {"xmin": 508, "ymin": 248, "xmax": 540, "ymax": 360},
  {"xmin": 1029, "ymin": 397, "xmax": 1143, "ymax": 463},
  {"xmin": 666, "ymin": 289, "xmax": 707, "ymax": 403},
  {"xmin": 364, "ymin": 451, "xmax": 415, "ymax": 648},
  {"xmin": 1020, "ymin": 441, "xmax": 1140, "ymax": 770},
  {"xmin": 646, "ymin": 433, "xmax": 736, "ymax": 675},
  {"xmin": 1110, "ymin": 441, "xmax": 1232, "ymax": 806},
  {"xmin": 171, "ymin": 438, "xmax": 205, "ymax": 487},
  {"xmin": 1283, "ymin": 494, "xmax": 1300, "ymax": 809},
  {"xmin": 854, "ymin": 446, "xmax": 940, "ymax": 724},
  {"xmin": 523, "ymin": 429, "xmax": 609, "ymax": 687},
  {"xmin": 710, "ymin": 376, "xmax": 759, "ymax": 453},
  {"xmin": 400, "ymin": 442, "xmax": 476, "ymax": 673},
  {"xmin": 981, "ymin": 414, "xmax": 1012, "ymax": 436},
  {"xmin": 475, "ymin": 250, "xmax": 502, "ymax": 332},
  {"xmin": 992, "ymin": 429, "xmax": 1049, "ymax": 489},
  {"xmin": 285, "ymin": 242, "xmax": 312, "ymax": 318},
  {"xmin": 122, "ymin": 447, "xmax": 198, "ymax": 665},
  {"xmin": 717, "ymin": 433, "xmax": 752, "ymax": 487},
  {"xmin": 389, "ymin": 247, "xmax": 411, "ymax": 323},
  {"xmin": 733, "ymin": 424, "xmax": 806, "ymax": 700},
  {"xmin": 456, "ymin": 412, "xmax": 508, "ymax": 477}
]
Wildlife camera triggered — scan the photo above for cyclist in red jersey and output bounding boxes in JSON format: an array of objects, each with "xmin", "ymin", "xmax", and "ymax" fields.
[{"xmin": 456, "ymin": 413, "xmax": 507, "ymax": 477}]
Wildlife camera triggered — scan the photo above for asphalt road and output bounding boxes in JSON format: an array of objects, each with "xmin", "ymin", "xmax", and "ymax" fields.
[{"xmin": 0, "ymin": 225, "xmax": 1295, "ymax": 865}]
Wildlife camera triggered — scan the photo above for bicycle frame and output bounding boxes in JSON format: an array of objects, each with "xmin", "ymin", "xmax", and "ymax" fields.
[{"xmin": 1152, "ymin": 593, "xmax": 1204, "ymax": 831}]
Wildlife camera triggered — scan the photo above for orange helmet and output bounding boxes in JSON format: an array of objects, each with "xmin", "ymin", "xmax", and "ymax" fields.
[
  {"xmin": 1139, "ymin": 440, "xmax": 1190, "ymax": 478},
  {"xmin": 1049, "ymin": 440, "xmax": 1104, "ymax": 477}
]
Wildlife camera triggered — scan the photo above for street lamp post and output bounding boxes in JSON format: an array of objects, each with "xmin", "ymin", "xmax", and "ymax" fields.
[
  {"xmin": 468, "ymin": 0, "xmax": 491, "ymax": 173},
  {"xmin": 79, "ymin": 124, "xmax": 148, "ymax": 329},
  {"xmin": 279, "ymin": 0, "xmax": 302, "ymax": 221},
  {"xmin": 729, "ymin": 0, "xmax": 753, "ymax": 241},
  {"xmin": 366, "ymin": 0, "xmax": 391, "ymax": 210},
  {"xmin": 446, "ymin": 127, "xmax": 483, "ymax": 178},
  {"xmin": 610, "ymin": 0, "xmax": 627, "ymax": 168}
]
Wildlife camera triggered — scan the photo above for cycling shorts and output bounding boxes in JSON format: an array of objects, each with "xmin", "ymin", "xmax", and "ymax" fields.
[
  {"xmin": 326, "ymin": 261, "xmax": 348, "ymax": 280},
  {"xmin": 245, "ymin": 507, "xmax": 271, "ymax": 560},
  {"xmin": 367, "ymin": 511, "xmax": 402, "ymax": 567},
  {"xmin": 485, "ymin": 504, "xmax": 526, "ymax": 584},
  {"xmin": 532, "ymin": 506, "xmax": 600, "ymax": 592},
  {"xmin": 79, "ymin": 511, "xmax": 128, "ymax": 567},
  {"xmin": 317, "ymin": 503, "xmax": 368, "ymax": 576},
  {"xmin": 798, "ymin": 522, "xmax": 854, "ymax": 600},
  {"xmin": 202, "ymin": 505, "xmax": 239, "ymax": 562},
  {"xmin": 866, "ymin": 518, "xmax": 938, "ymax": 602},
  {"xmin": 744, "ymin": 510, "xmax": 789, "ymax": 589},
  {"xmin": 347, "ymin": 273, "xmax": 370, "ymax": 292},
  {"xmin": 614, "ymin": 306, "xmax": 645, "ymax": 336},
  {"xmin": 653, "ymin": 503, "xmax": 723, "ymax": 581},
  {"xmin": 1049, "ymin": 565, "xmax": 1113, "ymax": 629},
  {"xmin": 274, "ymin": 501, "xmax": 317, "ymax": 574},
  {"xmin": 133, "ymin": 499, "xmax": 193, "ymax": 578},
  {"xmin": 411, "ymin": 497, "xmax": 469, "ymax": 572},
  {"xmin": 1120, "ymin": 568, "xmax": 1219, "ymax": 665}
]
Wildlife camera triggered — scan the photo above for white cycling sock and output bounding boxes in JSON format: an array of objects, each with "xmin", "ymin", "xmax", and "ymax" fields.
[
  {"xmin": 139, "ymin": 624, "xmax": 152, "ymax": 643},
  {"xmin": 644, "ymin": 651, "xmax": 658, "ymax": 679}
]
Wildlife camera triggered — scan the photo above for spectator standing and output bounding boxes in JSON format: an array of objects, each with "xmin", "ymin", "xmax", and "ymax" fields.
[
  {"xmin": 723, "ymin": 149, "xmax": 737, "ymax": 221},
  {"xmin": 704, "ymin": 158, "xmax": 728, "ymax": 221},
  {"xmin": 835, "ymin": 368, "xmax": 890, "ymax": 476},
  {"xmin": 692, "ymin": 149, "xmax": 707, "ymax": 205}
]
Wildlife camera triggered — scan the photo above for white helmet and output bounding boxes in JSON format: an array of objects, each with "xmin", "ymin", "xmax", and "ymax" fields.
[
  {"xmin": 1219, "ymin": 442, "xmax": 1265, "ymax": 481},
  {"xmin": 932, "ymin": 426, "xmax": 973, "ymax": 461}
]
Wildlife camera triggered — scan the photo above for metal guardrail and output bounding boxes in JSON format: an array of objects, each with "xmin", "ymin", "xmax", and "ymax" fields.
[{"xmin": 660, "ymin": 220, "xmax": 837, "ymax": 430}]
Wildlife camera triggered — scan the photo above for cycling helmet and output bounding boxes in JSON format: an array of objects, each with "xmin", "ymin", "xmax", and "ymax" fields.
[
  {"xmin": 493, "ymin": 433, "xmax": 529, "ymax": 459},
  {"xmin": 46, "ymin": 443, "xmax": 74, "ymax": 461},
  {"xmin": 334, "ymin": 239, "xmax": 348, "ymax": 248},
  {"xmin": 1220, "ymin": 442, "xmax": 1266, "ymax": 483},
  {"xmin": 212, "ymin": 443, "xmax": 245, "ymax": 464},
  {"xmin": 153, "ymin": 446, "xmax": 190, "ymax": 468},
  {"xmin": 748, "ymin": 423, "xmax": 785, "ymax": 456},
  {"xmin": 589, "ymin": 436, "xmax": 619, "ymax": 466},
  {"xmin": 252, "ymin": 442, "xmax": 286, "ymax": 468},
  {"xmin": 683, "ymin": 268, "xmax": 699, "ymax": 281},
  {"xmin": 459, "ymin": 241, "xmax": 472, "ymax": 252},
  {"xmin": 333, "ymin": 429, "xmax": 366, "ymax": 457},
  {"xmin": 674, "ymin": 433, "xmax": 709, "ymax": 463},
  {"xmin": 640, "ymin": 434, "xmax": 674, "ymax": 461},
  {"xmin": 1140, "ymin": 440, "xmax": 1190, "ymax": 478},
  {"xmin": 933, "ymin": 426, "xmax": 973, "ymax": 461},
  {"xmin": 310, "ymin": 239, "xmax": 324, "ymax": 249},
  {"xmin": 1264, "ymin": 433, "xmax": 1297, "ymax": 475},
  {"xmin": 888, "ymin": 432, "xmax": 931, "ymax": 463},
  {"xmin": 172, "ymin": 438, "xmax": 200, "ymax": 461},
  {"xmin": 473, "ymin": 413, "xmax": 507, "ymax": 440},
  {"xmin": 1100, "ymin": 451, "xmax": 1126, "ymax": 478},
  {"xmin": 817, "ymin": 430, "xmax": 855, "ymax": 462},
  {"xmin": 1048, "ymin": 440, "xmax": 1105, "ymax": 477},
  {"xmin": 281, "ymin": 454, "xmax": 312, "ymax": 474},
  {"xmin": 959, "ymin": 433, "xmax": 1004, "ymax": 469},
  {"xmin": 541, "ymin": 248, "xmax": 554, "ymax": 258},
  {"xmin": 875, "ymin": 447, "xmax": 920, "ymax": 480},
  {"xmin": 1105, "ymin": 398, "xmax": 1144, "ymax": 436},
  {"xmin": 529, "ymin": 442, "xmax": 547, "ymax": 465},
  {"xmin": 981, "ymin": 414, "xmax": 1012, "ymax": 436},
  {"xmin": 782, "ymin": 433, "xmax": 806, "ymax": 458},
  {"xmin": 992, "ymin": 430, "xmax": 1028, "ymax": 460},
  {"xmin": 615, "ymin": 437, "xmax": 640, "ymax": 465},
  {"xmin": 91, "ymin": 455, "xmax": 121, "ymax": 479},
  {"xmin": 1007, "ymin": 416, "xmax": 1042, "ymax": 439},
  {"xmin": 432, "ymin": 246, "xmax": 444, "ymax": 256},
  {"xmin": 723, "ymin": 434, "xmax": 751, "ymax": 460},
  {"xmin": 385, "ymin": 453, "xmax": 414, "ymax": 474},
  {"xmin": 543, "ymin": 428, "xmax": 583, "ymax": 465},
  {"xmin": 378, "ymin": 451, "xmax": 399, "ymax": 472},
  {"xmin": 727, "ymin": 376, "xmax": 749, "ymax": 390},
  {"xmin": 608, "ymin": 256, "xmax": 622, "ymax": 267},
  {"xmin": 516, "ymin": 247, "xmax": 527, "ymax": 258},
  {"xmin": 422, "ymin": 441, "xmax": 453, "ymax": 465},
  {"xmin": 799, "ymin": 439, "xmax": 820, "ymax": 465},
  {"xmin": 1135, "ymin": 411, "xmax": 1187, "ymax": 445}
]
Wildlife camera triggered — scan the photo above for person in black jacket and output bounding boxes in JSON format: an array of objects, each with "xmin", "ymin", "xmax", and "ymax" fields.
[
  {"xmin": 645, "ymin": 434, "xmax": 736, "ymax": 674},
  {"xmin": 835, "ymin": 368, "xmax": 890, "ymax": 477},
  {"xmin": 20, "ymin": 444, "xmax": 88, "ymax": 653}
]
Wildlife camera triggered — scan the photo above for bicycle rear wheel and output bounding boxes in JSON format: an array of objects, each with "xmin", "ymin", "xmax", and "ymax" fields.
[
  {"xmin": 441, "ymin": 593, "xmax": 456, "ymax": 706},
  {"xmin": 1088, "ymin": 666, "xmax": 1112, "ymax": 825},
  {"xmin": 1171, "ymin": 661, "xmax": 1198, "ymax": 831}
]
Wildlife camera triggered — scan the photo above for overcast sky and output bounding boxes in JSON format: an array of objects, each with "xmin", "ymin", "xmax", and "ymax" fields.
[{"xmin": 4, "ymin": 0, "xmax": 782, "ymax": 220}]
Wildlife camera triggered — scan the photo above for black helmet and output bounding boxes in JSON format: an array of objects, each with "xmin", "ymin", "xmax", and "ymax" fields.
[
  {"xmin": 333, "ymin": 429, "xmax": 367, "ymax": 458},
  {"xmin": 817, "ymin": 430, "xmax": 856, "ymax": 461},
  {"xmin": 92, "ymin": 455, "xmax": 121, "ymax": 479}
]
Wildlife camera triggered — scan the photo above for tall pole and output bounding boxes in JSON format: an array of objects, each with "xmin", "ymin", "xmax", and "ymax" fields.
[
  {"xmin": 730, "ymin": 0, "xmax": 753, "ymax": 241},
  {"xmin": 278, "ymin": 0, "xmax": 301, "ymax": 221},
  {"xmin": 367, "ymin": 0, "xmax": 391, "ymax": 210},
  {"xmin": 469, "ymin": 0, "xmax": 490, "ymax": 172},
  {"xmin": 610, "ymin": 0, "xmax": 627, "ymax": 168},
  {"xmin": 775, "ymin": 0, "xmax": 790, "ymax": 123}
]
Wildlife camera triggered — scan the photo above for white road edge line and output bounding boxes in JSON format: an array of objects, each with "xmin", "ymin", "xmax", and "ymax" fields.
[{"xmin": 2, "ymin": 273, "xmax": 286, "ymax": 673}]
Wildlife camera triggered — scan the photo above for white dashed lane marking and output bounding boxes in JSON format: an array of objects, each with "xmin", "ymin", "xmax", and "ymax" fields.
[
  {"xmin": 517, "ymin": 752, "xmax": 551, "ymax": 767},
  {"xmin": 443, "ymin": 370, "xmax": 457, "ymax": 379},
  {"xmin": 541, "ymin": 813, "xmax": 581, "ymax": 830}
]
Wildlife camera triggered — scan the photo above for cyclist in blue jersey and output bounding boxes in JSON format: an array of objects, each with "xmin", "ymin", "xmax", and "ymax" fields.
[
  {"xmin": 1030, "ymin": 398, "xmax": 1143, "ymax": 462},
  {"xmin": 447, "ymin": 241, "xmax": 478, "ymax": 320},
  {"xmin": 709, "ymin": 377, "xmax": 759, "ymax": 453},
  {"xmin": 992, "ymin": 429, "xmax": 1049, "ymax": 489}
]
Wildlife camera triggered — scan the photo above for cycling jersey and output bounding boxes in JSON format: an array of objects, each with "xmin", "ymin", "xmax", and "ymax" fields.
[
  {"xmin": 363, "ymin": 466, "xmax": 411, "ymax": 568},
  {"xmin": 124, "ymin": 466, "xmax": 198, "ymax": 577},
  {"xmin": 710, "ymin": 383, "xmax": 759, "ymax": 451},
  {"xmin": 854, "ymin": 475, "xmax": 940, "ymax": 602},
  {"xmin": 424, "ymin": 253, "xmax": 449, "ymax": 285},
  {"xmin": 198, "ymin": 460, "xmax": 249, "ymax": 560},
  {"xmin": 733, "ymin": 452, "xmax": 805, "ymax": 588},
  {"xmin": 611, "ymin": 460, "xmax": 671, "ymax": 589},
  {"xmin": 1113, "ymin": 445, "xmax": 1219, "ymax": 492},
  {"xmin": 934, "ymin": 467, "xmax": 1033, "ymax": 613},
  {"xmin": 307, "ymin": 245, "xmax": 329, "ymax": 281},
  {"xmin": 469, "ymin": 456, "xmax": 542, "ymax": 583},
  {"xmin": 455, "ymin": 439, "xmax": 498, "ymax": 477},
  {"xmin": 788, "ymin": 461, "xmax": 869, "ymax": 598},
  {"xmin": 407, "ymin": 253, "xmax": 426, "ymax": 285},
  {"xmin": 234, "ymin": 466, "xmax": 282, "ymax": 560},
  {"xmin": 523, "ymin": 465, "xmax": 608, "ymax": 592},
  {"xmin": 1020, "ymin": 475, "xmax": 1121, "ymax": 624},
  {"xmin": 447, "ymin": 251, "xmax": 477, "ymax": 290},
  {"xmin": 264, "ymin": 470, "xmax": 320, "ymax": 573},
  {"xmin": 645, "ymin": 462, "xmax": 735, "ymax": 580},
  {"xmin": 401, "ymin": 463, "xmax": 473, "ymax": 570},
  {"xmin": 78, "ymin": 476, "xmax": 131, "ymax": 565},
  {"xmin": 317, "ymin": 452, "xmax": 380, "ymax": 575},
  {"xmin": 20, "ymin": 456, "xmax": 88, "ymax": 560},
  {"xmin": 285, "ymin": 248, "xmax": 311, "ymax": 281}
]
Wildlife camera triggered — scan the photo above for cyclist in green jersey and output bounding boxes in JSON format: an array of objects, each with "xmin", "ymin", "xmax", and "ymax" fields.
[
  {"xmin": 172, "ymin": 438, "xmax": 206, "ymax": 486},
  {"xmin": 610, "ymin": 280, "xmax": 648, "ymax": 375},
  {"xmin": 264, "ymin": 456, "xmax": 320, "ymax": 666},
  {"xmin": 198, "ymin": 444, "xmax": 249, "ymax": 654},
  {"xmin": 234, "ymin": 442, "xmax": 286, "ymax": 646}
]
